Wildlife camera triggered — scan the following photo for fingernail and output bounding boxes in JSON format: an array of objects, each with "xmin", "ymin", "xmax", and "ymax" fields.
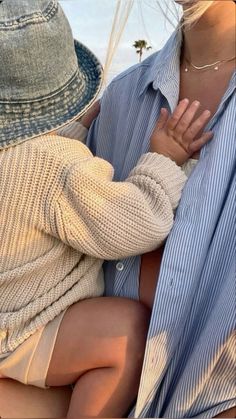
[
  {"xmin": 205, "ymin": 110, "xmax": 211, "ymax": 117},
  {"xmin": 194, "ymin": 101, "xmax": 200, "ymax": 107},
  {"xmin": 182, "ymin": 98, "xmax": 189, "ymax": 103}
]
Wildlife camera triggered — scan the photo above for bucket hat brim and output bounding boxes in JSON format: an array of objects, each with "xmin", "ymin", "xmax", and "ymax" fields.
[{"xmin": 0, "ymin": 40, "xmax": 103, "ymax": 150}]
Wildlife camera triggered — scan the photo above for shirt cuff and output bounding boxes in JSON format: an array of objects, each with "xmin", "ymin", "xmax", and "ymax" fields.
[{"xmin": 129, "ymin": 152, "xmax": 187, "ymax": 210}]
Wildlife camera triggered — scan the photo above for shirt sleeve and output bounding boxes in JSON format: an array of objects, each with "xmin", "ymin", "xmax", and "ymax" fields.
[{"xmin": 53, "ymin": 152, "xmax": 187, "ymax": 260}]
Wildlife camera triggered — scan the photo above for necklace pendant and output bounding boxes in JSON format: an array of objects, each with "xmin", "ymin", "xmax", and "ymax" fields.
[
  {"xmin": 214, "ymin": 65, "xmax": 219, "ymax": 71},
  {"xmin": 184, "ymin": 67, "xmax": 188, "ymax": 73}
]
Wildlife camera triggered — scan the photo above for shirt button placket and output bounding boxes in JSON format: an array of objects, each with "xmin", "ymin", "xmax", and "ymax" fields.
[{"xmin": 116, "ymin": 261, "xmax": 124, "ymax": 271}]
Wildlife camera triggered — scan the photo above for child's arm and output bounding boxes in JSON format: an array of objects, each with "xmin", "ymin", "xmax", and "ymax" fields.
[
  {"xmin": 54, "ymin": 151, "xmax": 185, "ymax": 259},
  {"xmin": 53, "ymin": 100, "xmax": 213, "ymax": 260}
]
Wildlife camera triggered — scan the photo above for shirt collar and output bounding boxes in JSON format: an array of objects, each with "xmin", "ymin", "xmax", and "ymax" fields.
[
  {"xmin": 139, "ymin": 31, "xmax": 235, "ymax": 113},
  {"xmin": 205, "ymin": 70, "xmax": 236, "ymax": 134},
  {"xmin": 139, "ymin": 28, "xmax": 182, "ymax": 99}
]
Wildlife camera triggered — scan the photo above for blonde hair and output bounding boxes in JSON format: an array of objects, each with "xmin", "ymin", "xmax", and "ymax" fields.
[
  {"xmin": 181, "ymin": 1, "xmax": 215, "ymax": 28},
  {"xmin": 154, "ymin": 1, "xmax": 215, "ymax": 30},
  {"xmin": 102, "ymin": 0, "xmax": 218, "ymax": 84}
]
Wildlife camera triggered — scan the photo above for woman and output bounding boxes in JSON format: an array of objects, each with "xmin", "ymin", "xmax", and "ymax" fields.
[
  {"xmin": 0, "ymin": 1, "xmax": 234, "ymax": 417},
  {"xmin": 85, "ymin": 0, "xmax": 235, "ymax": 417},
  {"xmin": 0, "ymin": 0, "xmax": 214, "ymax": 418}
]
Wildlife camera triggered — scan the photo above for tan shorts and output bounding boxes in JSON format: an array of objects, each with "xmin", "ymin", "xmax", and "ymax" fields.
[{"xmin": 0, "ymin": 312, "xmax": 65, "ymax": 388}]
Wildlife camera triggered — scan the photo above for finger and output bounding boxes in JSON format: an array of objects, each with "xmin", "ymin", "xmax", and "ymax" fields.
[
  {"xmin": 174, "ymin": 100, "xmax": 201, "ymax": 136},
  {"xmin": 183, "ymin": 109, "xmax": 211, "ymax": 143},
  {"xmin": 167, "ymin": 98, "xmax": 189, "ymax": 130},
  {"xmin": 155, "ymin": 108, "xmax": 169, "ymax": 130},
  {"xmin": 188, "ymin": 131, "xmax": 214, "ymax": 154}
]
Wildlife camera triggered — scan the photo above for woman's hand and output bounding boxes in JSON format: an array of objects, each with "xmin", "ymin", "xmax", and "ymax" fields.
[
  {"xmin": 150, "ymin": 99, "xmax": 213, "ymax": 165},
  {"xmin": 80, "ymin": 100, "xmax": 100, "ymax": 129}
]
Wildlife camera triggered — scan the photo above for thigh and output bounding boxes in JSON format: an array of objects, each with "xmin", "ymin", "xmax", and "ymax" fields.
[
  {"xmin": 46, "ymin": 297, "xmax": 149, "ymax": 387},
  {"xmin": 0, "ymin": 378, "xmax": 71, "ymax": 419},
  {"xmin": 214, "ymin": 406, "xmax": 236, "ymax": 418}
]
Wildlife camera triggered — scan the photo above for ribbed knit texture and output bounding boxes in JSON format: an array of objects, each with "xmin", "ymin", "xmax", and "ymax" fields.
[
  {"xmin": 0, "ymin": 134, "xmax": 186, "ymax": 355},
  {"xmin": 58, "ymin": 120, "xmax": 88, "ymax": 143}
]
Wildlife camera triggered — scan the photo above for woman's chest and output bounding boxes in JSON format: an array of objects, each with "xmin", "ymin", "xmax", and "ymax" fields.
[
  {"xmin": 179, "ymin": 66, "xmax": 234, "ymax": 118},
  {"xmin": 178, "ymin": 65, "xmax": 234, "ymax": 159}
]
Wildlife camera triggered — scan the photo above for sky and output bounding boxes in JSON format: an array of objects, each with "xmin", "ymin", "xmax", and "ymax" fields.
[{"xmin": 59, "ymin": 0, "xmax": 181, "ymax": 83}]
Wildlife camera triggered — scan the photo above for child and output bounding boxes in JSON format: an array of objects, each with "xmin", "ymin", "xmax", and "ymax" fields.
[{"xmin": 0, "ymin": 0, "xmax": 212, "ymax": 417}]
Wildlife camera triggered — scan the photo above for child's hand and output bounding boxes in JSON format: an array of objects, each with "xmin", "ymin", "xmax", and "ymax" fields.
[{"xmin": 150, "ymin": 99, "xmax": 213, "ymax": 166}]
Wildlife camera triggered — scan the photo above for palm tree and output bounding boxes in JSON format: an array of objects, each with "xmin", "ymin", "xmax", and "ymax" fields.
[{"xmin": 133, "ymin": 40, "xmax": 152, "ymax": 62}]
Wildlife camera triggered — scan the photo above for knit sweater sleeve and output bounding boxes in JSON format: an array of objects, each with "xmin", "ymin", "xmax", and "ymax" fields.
[{"xmin": 53, "ymin": 152, "xmax": 187, "ymax": 260}]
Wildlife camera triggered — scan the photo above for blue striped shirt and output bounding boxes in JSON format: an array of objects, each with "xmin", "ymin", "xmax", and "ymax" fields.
[{"xmin": 87, "ymin": 29, "xmax": 236, "ymax": 418}]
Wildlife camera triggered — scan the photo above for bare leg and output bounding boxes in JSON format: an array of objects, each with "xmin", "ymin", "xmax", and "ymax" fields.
[
  {"xmin": 214, "ymin": 406, "xmax": 236, "ymax": 418},
  {"xmin": 46, "ymin": 297, "xmax": 150, "ymax": 418},
  {"xmin": 0, "ymin": 379, "xmax": 71, "ymax": 418}
]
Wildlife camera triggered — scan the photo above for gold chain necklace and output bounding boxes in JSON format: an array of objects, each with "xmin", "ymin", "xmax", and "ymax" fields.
[{"xmin": 184, "ymin": 55, "xmax": 236, "ymax": 72}]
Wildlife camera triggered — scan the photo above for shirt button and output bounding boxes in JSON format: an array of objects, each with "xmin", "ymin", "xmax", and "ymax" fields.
[{"xmin": 116, "ymin": 262, "xmax": 124, "ymax": 271}]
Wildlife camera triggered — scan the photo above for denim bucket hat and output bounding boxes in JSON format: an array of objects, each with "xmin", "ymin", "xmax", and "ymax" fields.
[{"xmin": 0, "ymin": 0, "xmax": 103, "ymax": 149}]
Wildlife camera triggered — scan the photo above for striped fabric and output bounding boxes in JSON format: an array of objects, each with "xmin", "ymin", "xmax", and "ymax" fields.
[{"xmin": 87, "ymin": 28, "xmax": 236, "ymax": 418}]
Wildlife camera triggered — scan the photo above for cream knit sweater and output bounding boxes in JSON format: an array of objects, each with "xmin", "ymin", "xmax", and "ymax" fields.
[{"xmin": 0, "ymin": 132, "xmax": 187, "ymax": 355}]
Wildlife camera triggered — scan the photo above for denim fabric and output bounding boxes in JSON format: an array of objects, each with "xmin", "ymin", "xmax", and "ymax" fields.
[{"xmin": 0, "ymin": 0, "xmax": 102, "ymax": 149}]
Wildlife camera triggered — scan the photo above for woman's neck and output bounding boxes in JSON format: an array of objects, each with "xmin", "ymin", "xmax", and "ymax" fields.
[{"xmin": 182, "ymin": 1, "xmax": 236, "ymax": 65}]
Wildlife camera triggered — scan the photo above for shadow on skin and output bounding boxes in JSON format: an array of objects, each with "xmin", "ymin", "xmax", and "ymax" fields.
[
  {"xmin": 0, "ymin": 378, "xmax": 71, "ymax": 418},
  {"xmin": 0, "ymin": 378, "xmax": 235, "ymax": 418}
]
